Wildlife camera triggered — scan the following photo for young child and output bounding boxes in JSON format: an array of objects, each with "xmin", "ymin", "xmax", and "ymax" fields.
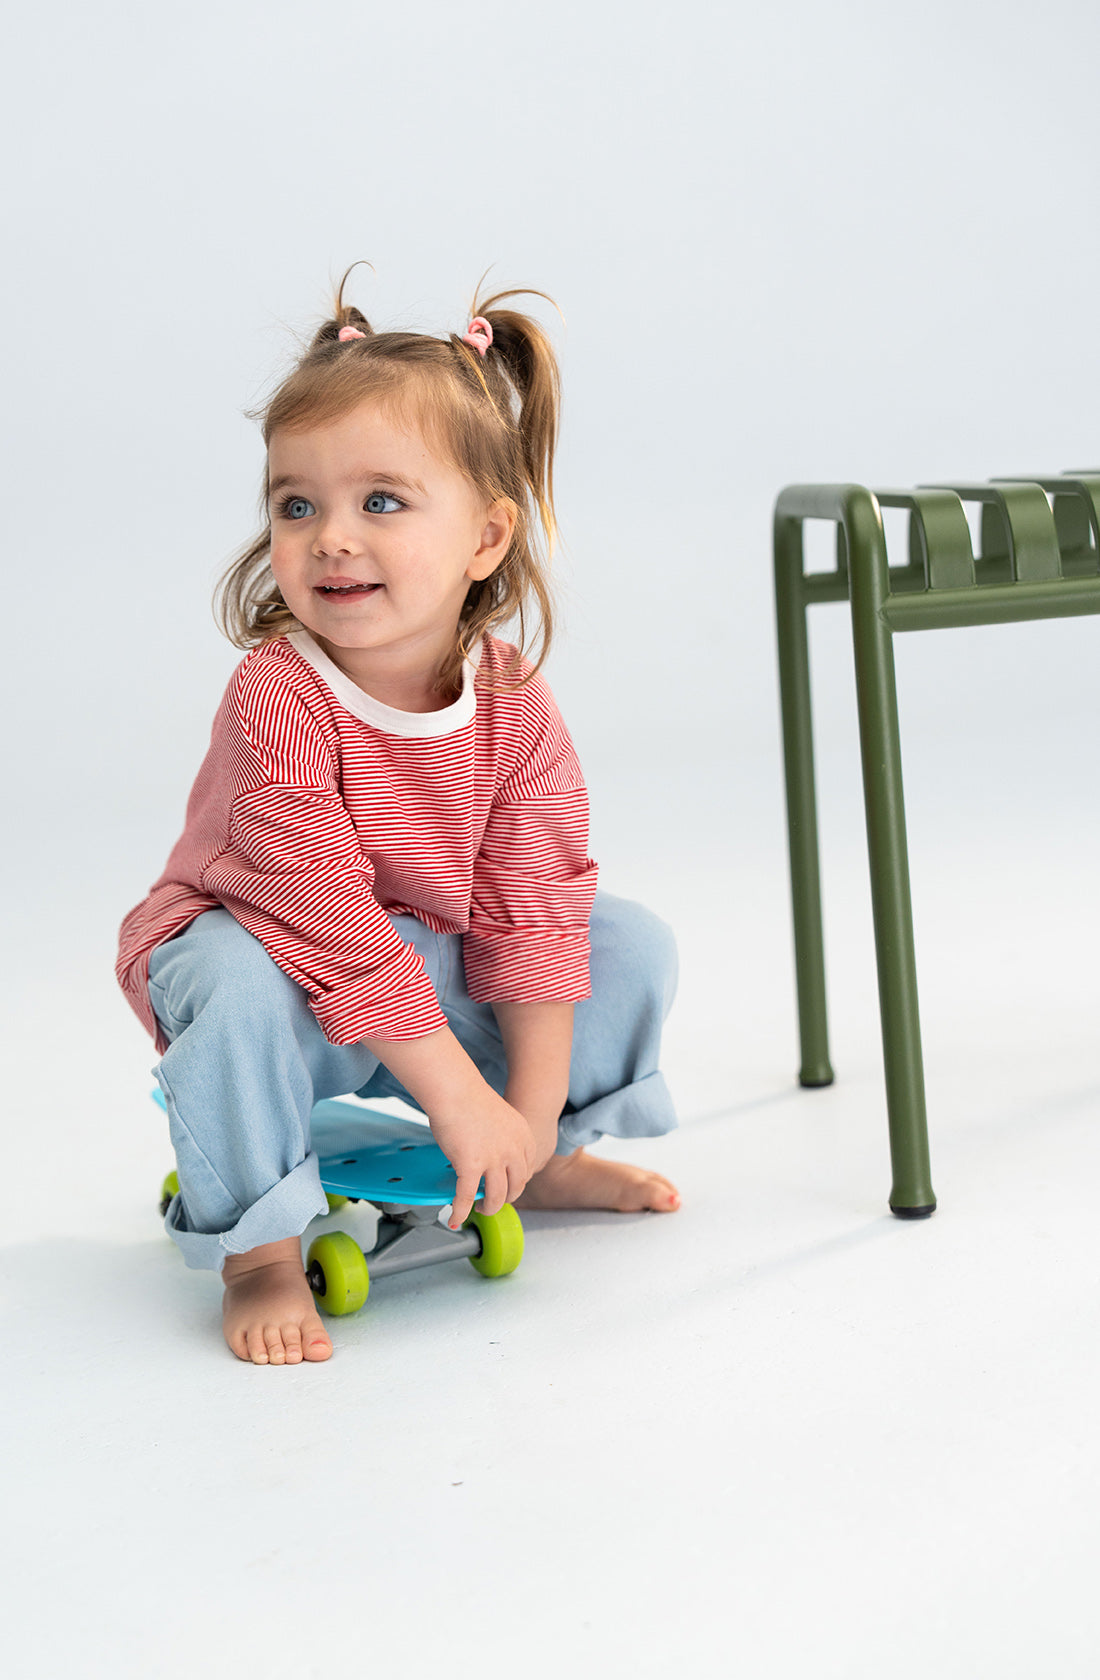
[{"xmin": 117, "ymin": 279, "xmax": 680, "ymax": 1365}]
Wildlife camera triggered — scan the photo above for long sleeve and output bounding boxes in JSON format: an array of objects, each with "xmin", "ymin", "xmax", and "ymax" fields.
[
  {"xmin": 463, "ymin": 681, "xmax": 598, "ymax": 1003},
  {"xmin": 199, "ymin": 658, "xmax": 448, "ymax": 1044}
]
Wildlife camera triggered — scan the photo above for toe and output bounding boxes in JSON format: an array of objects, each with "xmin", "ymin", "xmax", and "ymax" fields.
[
  {"xmin": 264, "ymin": 1326, "xmax": 287, "ymax": 1365},
  {"xmin": 654, "ymin": 1175, "xmax": 681, "ymax": 1211},
  {"xmin": 304, "ymin": 1327, "xmax": 333, "ymax": 1362},
  {"xmin": 245, "ymin": 1326, "xmax": 271, "ymax": 1364},
  {"xmin": 282, "ymin": 1324, "xmax": 304, "ymax": 1365}
]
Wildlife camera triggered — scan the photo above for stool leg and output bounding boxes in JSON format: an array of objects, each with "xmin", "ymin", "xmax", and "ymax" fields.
[
  {"xmin": 775, "ymin": 513, "xmax": 834, "ymax": 1088},
  {"xmin": 847, "ymin": 517, "xmax": 936, "ymax": 1216}
]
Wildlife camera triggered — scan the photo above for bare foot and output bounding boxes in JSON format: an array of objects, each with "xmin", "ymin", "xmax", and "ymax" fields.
[
  {"xmin": 516, "ymin": 1148, "xmax": 681, "ymax": 1214},
  {"xmin": 222, "ymin": 1236, "xmax": 333, "ymax": 1365}
]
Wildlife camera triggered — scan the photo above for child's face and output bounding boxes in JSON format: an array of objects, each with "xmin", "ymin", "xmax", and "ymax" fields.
[{"xmin": 267, "ymin": 400, "xmax": 512, "ymax": 700}]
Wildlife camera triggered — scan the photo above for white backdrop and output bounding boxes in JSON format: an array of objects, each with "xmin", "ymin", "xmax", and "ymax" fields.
[
  {"xmin": 7, "ymin": 12, "xmax": 1100, "ymax": 1671},
  {"xmin": 4, "ymin": 0, "xmax": 1099, "ymax": 1097}
]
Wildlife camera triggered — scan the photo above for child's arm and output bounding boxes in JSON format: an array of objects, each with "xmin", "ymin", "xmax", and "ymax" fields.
[
  {"xmin": 361, "ymin": 1024, "xmax": 537, "ymax": 1229},
  {"xmin": 490, "ymin": 999, "xmax": 574, "ymax": 1170}
]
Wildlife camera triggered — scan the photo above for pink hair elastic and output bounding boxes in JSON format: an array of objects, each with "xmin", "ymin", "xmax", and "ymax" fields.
[
  {"xmin": 338, "ymin": 324, "xmax": 366, "ymax": 342},
  {"xmin": 461, "ymin": 317, "xmax": 493, "ymax": 356}
]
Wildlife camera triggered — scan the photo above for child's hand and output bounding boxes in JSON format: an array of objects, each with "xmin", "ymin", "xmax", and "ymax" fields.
[
  {"xmin": 430, "ymin": 1091, "xmax": 538, "ymax": 1229},
  {"xmin": 361, "ymin": 1024, "xmax": 539, "ymax": 1229}
]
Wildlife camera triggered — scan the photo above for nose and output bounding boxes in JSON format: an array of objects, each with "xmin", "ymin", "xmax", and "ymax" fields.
[{"xmin": 312, "ymin": 508, "xmax": 362, "ymax": 559}]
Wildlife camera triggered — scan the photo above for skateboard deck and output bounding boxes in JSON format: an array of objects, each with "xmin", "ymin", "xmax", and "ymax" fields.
[
  {"xmin": 311, "ymin": 1098, "xmax": 475, "ymax": 1206},
  {"xmin": 152, "ymin": 1089, "xmax": 472, "ymax": 1208}
]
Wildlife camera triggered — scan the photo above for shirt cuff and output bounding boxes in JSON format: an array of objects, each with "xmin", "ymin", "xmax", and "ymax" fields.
[{"xmin": 463, "ymin": 930, "xmax": 592, "ymax": 1003}]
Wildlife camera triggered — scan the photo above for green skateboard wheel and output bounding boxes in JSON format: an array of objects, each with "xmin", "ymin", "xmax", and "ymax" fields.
[
  {"xmin": 464, "ymin": 1204, "xmax": 524, "ymax": 1277},
  {"xmin": 159, "ymin": 1170, "xmax": 180, "ymax": 1218},
  {"xmin": 306, "ymin": 1231, "xmax": 370, "ymax": 1315}
]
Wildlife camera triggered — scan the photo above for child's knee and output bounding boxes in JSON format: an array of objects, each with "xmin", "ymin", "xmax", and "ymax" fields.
[
  {"xmin": 149, "ymin": 907, "xmax": 303, "ymax": 1031},
  {"xmin": 590, "ymin": 893, "xmax": 678, "ymax": 1016}
]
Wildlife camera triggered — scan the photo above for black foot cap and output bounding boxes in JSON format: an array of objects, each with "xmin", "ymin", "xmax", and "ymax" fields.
[{"xmin": 890, "ymin": 1202, "xmax": 936, "ymax": 1220}]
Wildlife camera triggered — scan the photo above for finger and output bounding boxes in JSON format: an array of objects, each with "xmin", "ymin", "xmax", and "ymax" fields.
[
  {"xmin": 450, "ymin": 1172, "xmax": 479, "ymax": 1230},
  {"xmin": 507, "ymin": 1156, "xmax": 532, "ymax": 1206},
  {"xmin": 479, "ymin": 1167, "xmax": 507, "ymax": 1218}
]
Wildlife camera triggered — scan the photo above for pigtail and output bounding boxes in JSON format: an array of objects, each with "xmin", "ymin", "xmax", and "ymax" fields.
[
  {"xmin": 473, "ymin": 288, "xmax": 561, "ymax": 551},
  {"xmin": 310, "ymin": 303, "xmax": 373, "ymax": 350},
  {"xmin": 440, "ymin": 288, "xmax": 562, "ymax": 684},
  {"xmin": 310, "ymin": 264, "xmax": 377, "ymax": 350}
]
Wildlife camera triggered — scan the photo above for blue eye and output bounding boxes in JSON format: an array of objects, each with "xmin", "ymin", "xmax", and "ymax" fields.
[
  {"xmin": 365, "ymin": 491, "xmax": 402, "ymax": 514},
  {"xmin": 283, "ymin": 497, "xmax": 314, "ymax": 520}
]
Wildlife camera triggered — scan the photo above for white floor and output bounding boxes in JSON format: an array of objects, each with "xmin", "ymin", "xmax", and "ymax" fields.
[{"xmin": 6, "ymin": 761, "xmax": 1100, "ymax": 1680}]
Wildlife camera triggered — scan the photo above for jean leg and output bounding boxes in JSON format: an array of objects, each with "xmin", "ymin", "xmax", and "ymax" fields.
[
  {"xmin": 556, "ymin": 892, "xmax": 679, "ymax": 1152},
  {"xmin": 147, "ymin": 908, "xmax": 385, "ymax": 1271}
]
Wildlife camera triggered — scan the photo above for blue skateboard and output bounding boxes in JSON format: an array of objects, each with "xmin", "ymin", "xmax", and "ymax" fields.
[{"xmin": 154, "ymin": 1092, "xmax": 524, "ymax": 1316}]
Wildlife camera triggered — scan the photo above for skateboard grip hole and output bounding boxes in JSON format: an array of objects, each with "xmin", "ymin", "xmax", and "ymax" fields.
[{"xmin": 387, "ymin": 1176, "xmax": 402, "ymax": 1183}]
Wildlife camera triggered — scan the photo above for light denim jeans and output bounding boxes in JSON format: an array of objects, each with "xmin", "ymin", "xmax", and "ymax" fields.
[{"xmin": 147, "ymin": 891, "xmax": 679, "ymax": 1271}]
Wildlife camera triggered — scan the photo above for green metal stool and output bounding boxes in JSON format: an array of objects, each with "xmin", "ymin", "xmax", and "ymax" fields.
[{"xmin": 774, "ymin": 472, "xmax": 1100, "ymax": 1216}]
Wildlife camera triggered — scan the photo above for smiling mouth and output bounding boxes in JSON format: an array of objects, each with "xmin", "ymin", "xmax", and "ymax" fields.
[{"xmin": 315, "ymin": 583, "xmax": 381, "ymax": 597}]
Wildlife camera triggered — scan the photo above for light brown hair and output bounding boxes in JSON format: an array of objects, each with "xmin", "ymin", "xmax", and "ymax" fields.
[{"xmin": 216, "ymin": 271, "xmax": 562, "ymax": 696}]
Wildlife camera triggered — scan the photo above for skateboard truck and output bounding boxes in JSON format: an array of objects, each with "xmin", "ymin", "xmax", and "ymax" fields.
[{"xmin": 306, "ymin": 1201, "xmax": 482, "ymax": 1291}]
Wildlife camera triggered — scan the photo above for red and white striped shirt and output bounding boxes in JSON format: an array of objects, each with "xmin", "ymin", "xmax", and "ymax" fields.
[{"xmin": 117, "ymin": 632, "xmax": 598, "ymax": 1052}]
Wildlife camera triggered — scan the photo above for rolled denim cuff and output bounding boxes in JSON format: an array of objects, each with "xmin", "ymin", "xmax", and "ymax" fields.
[
  {"xmin": 164, "ymin": 1154, "xmax": 329, "ymax": 1273},
  {"xmin": 555, "ymin": 1069, "xmax": 678, "ymax": 1155}
]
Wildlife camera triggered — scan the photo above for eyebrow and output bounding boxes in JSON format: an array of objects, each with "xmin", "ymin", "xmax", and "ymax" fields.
[{"xmin": 267, "ymin": 470, "xmax": 428, "ymax": 500}]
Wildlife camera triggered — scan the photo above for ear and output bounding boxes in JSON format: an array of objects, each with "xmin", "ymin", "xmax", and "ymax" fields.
[{"xmin": 466, "ymin": 499, "xmax": 516, "ymax": 582}]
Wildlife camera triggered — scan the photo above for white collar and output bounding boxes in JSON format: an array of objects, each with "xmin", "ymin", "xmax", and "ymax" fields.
[{"xmin": 286, "ymin": 631, "xmax": 480, "ymax": 739}]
